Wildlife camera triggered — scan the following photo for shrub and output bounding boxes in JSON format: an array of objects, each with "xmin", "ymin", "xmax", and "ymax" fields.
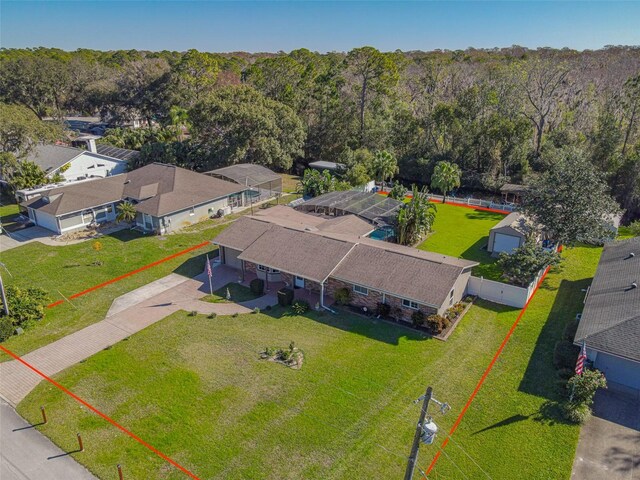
[
  {"xmin": 188, "ymin": 310, "xmax": 198, "ymax": 316},
  {"xmin": 334, "ymin": 287, "xmax": 351, "ymax": 305},
  {"xmin": 375, "ymin": 302, "xmax": 391, "ymax": 317},
  {"xmin": 563, "ymin": 402, "xmax": 592, "ymax": 424},
  {"xmin": 498, "ymin": 239, "xmax": 561, "ymax": 287},
  {"xmin": 411, "ymin": 310, "xmax": 426, "ymax": 327},
  {"xmin": 3, "ymin": 285, "xmax": 49, "ymax": 327},
  {"xmin": 232, "ymin": 312, "xmax": 238, "ymax": 318},
  {"xmin": 0, "ymin": 317, "xmax": 14, "ymax": 342},
  {"xmin": 277, "ymin": 288, "xmax": 294, "ymax": 307},
  {"xmin": 445, "ymin": 302, "xmax": 465, "ymax": 320},
  {"xmin": 253, "ymin": 307, "xmax": 261, "ymax": 314},
  {"xmin": 249, "ymin": 278, "xmax": 264, "ymax": 296},
  {"xmin": 291, "ymin": 300, "xmax": 310, "ymax": 314},
  {"xmin": 207, "ymin": 312, "xmax": 217, "ymax": 319},
  {"xmin": 563, "ymin": 318, "xmax": 580, "ymax": 341},
  {"xmin": 553, "ymin": 340, "xmax": 580, "ymax": 369},
  {"xmin": 425, "ymin": 314, "xmax": 450, "ymax": 334}
]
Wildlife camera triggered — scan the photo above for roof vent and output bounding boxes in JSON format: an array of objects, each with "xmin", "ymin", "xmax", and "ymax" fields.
[
  {"xmin": 632, "ymin": 282, "xmax": 638, "ymax": 289},
  {"xmin": 630, "ymin": 252, "xmax": 635, "ymax": 257}
]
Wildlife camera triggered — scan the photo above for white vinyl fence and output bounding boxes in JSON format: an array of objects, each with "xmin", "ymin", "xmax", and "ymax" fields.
[
  {"xmin": 468, "ymin": 267, "xmax": 547, "ymax": 309},
  {"xmin": 426, "ymin": 193, "xmax": 518, "ymax": 212}
]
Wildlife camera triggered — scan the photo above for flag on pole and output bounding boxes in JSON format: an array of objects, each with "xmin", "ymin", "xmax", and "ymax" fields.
[
  {"xmin": 575, "ymin": 341, "xmax": 587, "ymax": 375},
  {"xmin": 206, "ymin": 254, "xmax": 213, "ymax": 295}
]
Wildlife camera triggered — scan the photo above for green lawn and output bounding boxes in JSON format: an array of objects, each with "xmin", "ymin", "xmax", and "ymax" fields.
[
  {"xmin": 418, "ymin": 203, "xmax": 506, "ymax": 280},
  {"xmin": 17, "ymin": 244, "xmax": 602, "ymax": 480},
  {"xmin": 0, "ymin": 223, "xmax": 229, "ymax": 361},
  {"xmin": 281, "ymin": 174, "xmax": 301, "ymax": 193},
  {"xmin": 203, "ymin": 282, "xmax": 261, "ymax": 303}
]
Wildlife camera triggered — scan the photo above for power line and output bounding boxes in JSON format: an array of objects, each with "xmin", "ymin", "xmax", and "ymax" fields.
[{"xmin": 439, "ymin": 447, "xmax": 471, "ymax": 480}]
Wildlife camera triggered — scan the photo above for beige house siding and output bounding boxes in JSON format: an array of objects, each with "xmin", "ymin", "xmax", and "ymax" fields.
[{"xmin": 160, "ymin": 197, "xmax": 230, "ymax": 233}]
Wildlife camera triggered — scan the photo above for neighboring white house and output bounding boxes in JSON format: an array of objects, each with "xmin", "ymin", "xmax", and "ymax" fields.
[{"xmin": 15, "ymin": 139, "xmax": 135, "ymax": 202}]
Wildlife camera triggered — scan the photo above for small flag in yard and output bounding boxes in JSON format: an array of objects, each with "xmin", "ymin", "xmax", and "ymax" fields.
[
  {"xmin": 206, "ymin": 255, "xmax": 213, "ymax": 278},
  {"xmin": 575, "ymin": 341, "xmax": 587, "ymax": 375}
]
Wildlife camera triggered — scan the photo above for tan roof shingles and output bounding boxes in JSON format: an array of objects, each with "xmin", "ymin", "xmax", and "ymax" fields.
[
  {"xmin": 238, "ymin": 227, "xmax": 356, "ymax": 283},
  {"xmin": 332, "ymin": 244, "xmax": 464, "ymax": 307},
  {"xmin": 213, "ymin": 217, "xmax": 275, "ymax": 251}
]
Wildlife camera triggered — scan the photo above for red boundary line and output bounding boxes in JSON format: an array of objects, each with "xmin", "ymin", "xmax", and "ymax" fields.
[
  {"xmin": 47, "ymin": 241, "xmax": 210, "ymax": 308},
  {"xmin": 377, "ymin": 191, "xmax": 512, "ymax": 215},
  {"xmin": 423, "ymin": 252, "xmax": 560, "ymax": 478},
  {"xmin": 0, "ymin": 344, "xmax": 201, "ymax": 479}
]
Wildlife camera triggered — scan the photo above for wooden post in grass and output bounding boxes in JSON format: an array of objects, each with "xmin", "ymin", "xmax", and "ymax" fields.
[
  {"xmin": 117, "ymin": 464, "xmax": 124, "ymax": 480},
  {"xmin": 40, "ymin": 406, "xmax": 47, "ymax": 424},
  {"xmin": 77, "ymin": 433, "xmax": 84, "ymax": 452}
]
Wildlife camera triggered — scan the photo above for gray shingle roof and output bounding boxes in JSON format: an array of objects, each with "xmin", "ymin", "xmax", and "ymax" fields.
[
  {"xmin": 575, "ymin": 237, "xmax": 640, "ymax": 362},
  {"xmin": 490, "ymin": 212, "xmax": 532, "ymax": 236},
  {"xmin": 25, "ymin": 145, "xmax": 82, "ymax": 173}
]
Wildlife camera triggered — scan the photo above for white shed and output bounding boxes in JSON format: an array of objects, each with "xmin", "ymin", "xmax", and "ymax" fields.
[{"xmin": 487, "ymin": 212, "xmax": 532, "ymax": 255}]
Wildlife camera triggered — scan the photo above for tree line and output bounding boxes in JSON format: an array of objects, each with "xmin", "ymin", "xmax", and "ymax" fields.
[{"xmin": 0, "ymin": 45, "xmax": 638, "ymax": 221}]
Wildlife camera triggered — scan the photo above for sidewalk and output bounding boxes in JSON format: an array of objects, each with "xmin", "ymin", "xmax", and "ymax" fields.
[
  {"xmin": 0, "ymin": 399, "xmax": 96, "ymax": 480},
  {"xmin": 0, "ymin": 264, "xmax": 278, "ymax": 406}
]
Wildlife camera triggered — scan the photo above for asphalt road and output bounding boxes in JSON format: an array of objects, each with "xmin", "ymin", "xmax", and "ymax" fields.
[{"xmin": 0, "ymin": 399, "xmax": 96, "ymax": 480}]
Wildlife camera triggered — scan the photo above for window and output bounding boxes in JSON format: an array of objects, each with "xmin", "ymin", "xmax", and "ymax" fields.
[
  {"xmin": 450, "ymin": 289, "xmax": 454, "ymax": 298},
  {"xmin": 257, "ymin": 264, "xmax": 267, "ymax": 272},
  {"xmin": 353, "ymin": 285, "xmax": 369, "ymax": 295},
  {"xmin": 257, "ymin": 265, "xmax": 279, "ymax": 273},
  {"xmin": 402, "ymin": 299, "xmax": 419, "ymax": 310}
]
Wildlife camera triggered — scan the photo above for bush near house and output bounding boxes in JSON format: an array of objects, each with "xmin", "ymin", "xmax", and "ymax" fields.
[
  {"xmin": 291, "ymin": 300, "xmax": 310, "ymax": 315},
  {"xmin": 375, "ymin": 302, "xmax": 391, "ymax": 317},
  {"xmin": 411, "ymin": 309, "xmax": 426, "ymax": 328},
  {"xmin": 0, "ymin": 317, "xmax": 14, "ymax": 342},
  {"xmin": 250, "ymin": 278, "xmax": 264, "ymax": 296},
  {"xmin": 277, "ymin": 287, "xmax": 294, "ymax": 307},
  {"xmin": 425, "ymin": 314, "xmax": 450, "ymax": 334},
  {"xmin": 334, "ymin": 287, "xmax": 351, "ymax": 305},
  {"xmin": 563, "ymin": 369, "xmax": 607, "ymax": 423}
]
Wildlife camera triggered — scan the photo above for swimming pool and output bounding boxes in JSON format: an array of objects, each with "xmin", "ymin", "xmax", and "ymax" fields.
[{"xmin": 368, "ymin": 227, "xmax": 395, "ymax": 241}]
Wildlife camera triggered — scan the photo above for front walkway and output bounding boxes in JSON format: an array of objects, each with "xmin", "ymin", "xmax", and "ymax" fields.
[
  {"xmin": 0, "ymin": 264, "xmax": 278, "ymax": 406},
  {"xmin": 571, "ymin": 384, "xmax": 640, "ymax": 480}
]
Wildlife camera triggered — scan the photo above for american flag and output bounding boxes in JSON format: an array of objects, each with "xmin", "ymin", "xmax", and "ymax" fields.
[
  {"xmin": 575, "ymin": 341, "xmax": 587, "ymax": 375},
  {"xmin": 206, "ymin": 255, "xmax": 213, "ymax": 278}
]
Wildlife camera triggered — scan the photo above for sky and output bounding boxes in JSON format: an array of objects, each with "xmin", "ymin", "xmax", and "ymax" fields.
[{"xmin": 1, "ymin": 1, "xmax": 639, "ymax": 53}]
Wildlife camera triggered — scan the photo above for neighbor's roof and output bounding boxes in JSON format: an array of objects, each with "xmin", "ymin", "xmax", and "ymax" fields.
[
  {"xmin": 206, "ymin": 164, "xmax": 280, "ymax": 187},
  {"xmin": 500, "ymin": 183, "xmax": 528, "ymax": 194},
  {"xmin": 238, "ymin": 227, "xmax": 356, "ymax": 283},
  {"xmin": 96, "ymin": 143, "xmax": 139, "ymax": 162},
  {"xmin": 490, "ymin": 212, "xmax": 532, "ymax": 236},
  {"xmin": 332, "ymin": 244, "xmax": 466, "ymax": 307},
  {"xmin": 308, "ymin": 161, "xmax": 345, "ymax": 171},
  {"xmin": 24, "ymin": 145, "xmax": 82, "ymax": 173},
  {"xmin": 22, "ymin": 163, "xmax": 246, "ymax": 218},
  {"xmin": 212, "ymin": 209, "xmax": 476, "ymax": 306},
  {"xmin": 297, "ymin": 190, "xmax": 403, "ymax": 226},
  {"xmin": 575, "ymin": 237, "xmax": 640, "ymax": 362}
]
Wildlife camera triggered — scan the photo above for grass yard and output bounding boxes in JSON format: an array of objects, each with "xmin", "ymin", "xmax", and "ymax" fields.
[
  {"xmin": 17, "ymin": 244, "xmax": 601, "ymax": 480},
  {"xmin": 0, "ymin": 223, "xmax": 229, "ymax": 361},
  {"xmin": 203, "ymin": 282, "xmax": 261, "ymax": 303},
  {"xmin": 418, "ymin": 203, "xmax": 506, "ymax": 280},
  {"xmin": 281, "ymin": 173, "xmax": 301, "ymax": 193}
]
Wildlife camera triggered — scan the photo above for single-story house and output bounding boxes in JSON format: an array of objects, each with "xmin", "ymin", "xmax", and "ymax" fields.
[
  {"xmin": 574, "ymin": 237, "xmax": 640, "ymax": 390},
  {"xmin": 487, "ymin": 212, "xmax": 534, "ymax": 255},
  {"xmin": 21, "ymin": 163, "xmax": 249, "ymax": 235},
  {"xmin": 206, "ymin": 164, "xmax": 282, "ymax": 201},
  {"xmin": 212, "ymin": 205, "xmax": 476, "ymax": 322}
]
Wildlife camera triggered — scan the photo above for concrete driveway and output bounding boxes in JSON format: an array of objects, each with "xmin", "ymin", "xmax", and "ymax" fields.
[
  {"xmin": 572, "ymin": 384, "xmax": 640, "ymax": 480},
  {"xmin": 0, "ymin": 399, "xmax": 96, "ymax": 479}
]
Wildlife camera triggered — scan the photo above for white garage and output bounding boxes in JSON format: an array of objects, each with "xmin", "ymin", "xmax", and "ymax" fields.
[{"xmin": 487, "ymin": 212, "xmax": 531, "ymax": 255}]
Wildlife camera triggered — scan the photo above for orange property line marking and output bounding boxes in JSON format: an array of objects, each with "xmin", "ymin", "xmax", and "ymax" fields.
[
  {"xmin": 0, "ymin": 344, "xmax": 201, "ymax": 479},
  {"xmin": 47, "ymin": 241, "xmax": 210, "ymax": 308},
  {"xmin": 424, "ymin": 262, "xmax": 554, "ymax": 478}
]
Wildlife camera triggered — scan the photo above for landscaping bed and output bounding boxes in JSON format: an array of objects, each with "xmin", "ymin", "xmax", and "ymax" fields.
[{"xmin": 202, "ymin": 281, "xmax": 264, "ymax": 304}]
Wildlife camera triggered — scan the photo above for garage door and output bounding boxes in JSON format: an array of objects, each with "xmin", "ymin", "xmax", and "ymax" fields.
[
  {"xmin": 493, "ymin": 233, "xmax": 521, "ymax": 254},
  {"xmin": 223, "ymin": 247, "xmax": 243, "ymax": 269},
  {"xmin": 32, "ymin": 210, "xmax": 60, "ymax": 233},
  {"xmin": 595, "ymin": 353, "xmax": 640, "ymax": 390}
]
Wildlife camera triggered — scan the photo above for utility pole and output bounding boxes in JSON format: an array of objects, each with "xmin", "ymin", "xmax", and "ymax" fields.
[
  {"xmin": 404, "ymin": 386, "xmax": 432, "ymax": 480},
  {"xmin": 0, "ymin": 262, "xmax": 11, "ymax": 316}
]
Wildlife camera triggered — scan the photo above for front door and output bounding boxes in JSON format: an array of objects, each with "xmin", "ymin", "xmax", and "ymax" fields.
[{"xmin": 294, "ymin": 276, "xmax": 305, "ymax": 289}]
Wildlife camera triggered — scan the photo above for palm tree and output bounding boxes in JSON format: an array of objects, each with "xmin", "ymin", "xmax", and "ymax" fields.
[
  {"xmin": 431, "ymin": 161, "xmax": 461, "ymax": 203},
  {"xmin": 395, "ymin": 185, "xmax": 437, "ymax": 246},
  {"xmin": 116, "ymin": 201, "xmax": 137, "ymax": 224},
  {"xmin": 372, "ymin": 150, "xmax": 399, "ymax": 192}
]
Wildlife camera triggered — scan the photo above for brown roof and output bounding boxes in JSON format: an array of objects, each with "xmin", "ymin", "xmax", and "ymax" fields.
[
  {"xmin": 332, "ymin": 244, "xmax": 465, "ymax": 307},
  {"xmin": 22, "ymin": 163, "xmax": 246, "ymax": 218},
  {"xmin": 238, "ymin": 227, "xmax": 356, "ymax": 283},
  {"xmin": 212, "ymin": 210, "xmax": 477, "ymax": 306},
  {"xmin": 252, "ymin": 205, "xmax": 373, "ymax": 236},
  {"xmin": 22, "ymin": 175, "xmax": 125, "ymax": 216}
]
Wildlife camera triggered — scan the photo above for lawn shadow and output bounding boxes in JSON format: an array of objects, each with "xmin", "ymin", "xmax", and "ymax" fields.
[
  {"xmin": 518, "ymin": 278, "xmax": 592, "ymax": 400},
  {"xmin": 472, "ymin": 400, "xmax": 574, "ymax": 436},
  {"xmin": 262, "ymin": 306, "xmax": 429, "ymax": 346},
  {"xmin": 173, "ymin": 249, "xmax": 218, "ymax": 278},
  {"xmin": 463, "ymin": 210, "xmax": 507, "ymax": 221},
  {"xmin": 104, "ymin": 229, "xmax": 146, "ymax": 243}
]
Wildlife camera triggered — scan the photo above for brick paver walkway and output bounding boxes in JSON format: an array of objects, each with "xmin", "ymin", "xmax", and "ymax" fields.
[{"xmin": 0, "ymin": 264, "xmax": 278, "ymax": 406}]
